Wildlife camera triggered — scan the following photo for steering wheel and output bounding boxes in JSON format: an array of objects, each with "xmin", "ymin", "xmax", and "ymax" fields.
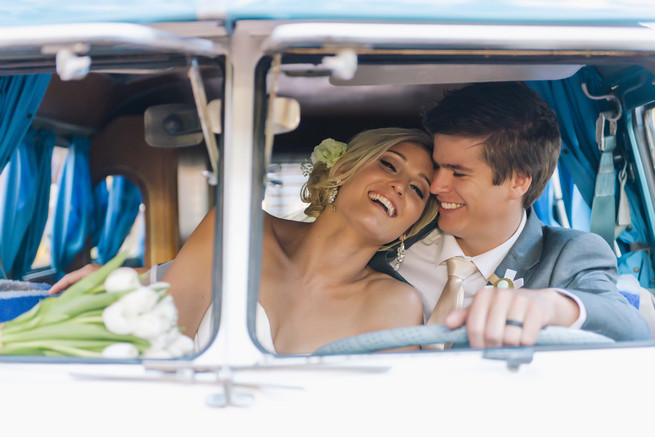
[{"xmin": 313, "ymin": 324, "xmax": 614, "ymax": 355}]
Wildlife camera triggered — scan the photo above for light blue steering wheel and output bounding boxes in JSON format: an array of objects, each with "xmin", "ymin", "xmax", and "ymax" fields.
[{"xmin": 313, "ymin": 324, "xmax": 614, "ymax": 355}]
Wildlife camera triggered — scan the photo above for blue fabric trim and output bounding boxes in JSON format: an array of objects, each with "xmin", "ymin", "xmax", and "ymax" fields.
[
  {"xmin": 0, "ymin": 280, "xmax": 50, "ymax": 323},
  {"xmin": 619, "ymin": 291, "xmax": 640, "ymax": 310},
  {"xmin": 0, "ymin": 291, "xmax": 50, "ymax": 323}
]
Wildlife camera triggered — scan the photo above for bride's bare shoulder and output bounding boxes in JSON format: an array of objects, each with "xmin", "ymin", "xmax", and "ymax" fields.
[
  {"xmin": 264, "ymin": 211, "xmax": 310, "ymax": 243},
  {"xmin": 365, "ymin": 273, "xmax": 423, "ymax": 327}
]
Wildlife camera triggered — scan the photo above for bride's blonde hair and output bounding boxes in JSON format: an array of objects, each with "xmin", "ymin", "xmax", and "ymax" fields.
[{"xmin": 301, "ymin": 128, "xmax": 438, "ymax": 245}]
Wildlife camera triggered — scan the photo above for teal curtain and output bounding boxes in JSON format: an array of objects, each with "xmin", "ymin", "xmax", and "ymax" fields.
[
  {"xmin": 51, "ymin": 137, "xmax": 92, "ymax": 278},
  {"xmin": 0, "ymin": 74, "xmax": 51, "ymax": 278},
  {"xmin": 528, "ymin": 67, "xmax": 604, "ymax": 227},
  {"xmin": 96, "ymin": 176, "xmax": 142, "ymax": 264},
  {"xmin": 0, "ymin": 129, "xmax": 55, "ymax": 278},
  {"xmin": 0, "ymin": 75, "xmax": 51, "ymax": 173},
  {"xmin": 529, "ymin": 67, "xmax": 655, "ymax": 287},
  {"xmin": 90, "ymin": 179, "xmax": 109, "ymax": 249}
]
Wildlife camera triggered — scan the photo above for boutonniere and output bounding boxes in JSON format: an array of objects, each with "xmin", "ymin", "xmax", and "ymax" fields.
[{"xmin": 489, "ymin": 269, "xmax": 524, "ymax": 289}]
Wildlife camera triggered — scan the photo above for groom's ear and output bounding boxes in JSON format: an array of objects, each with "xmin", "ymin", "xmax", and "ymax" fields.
[{"xmin": 509, "ymin": 172, "xmax": 532, "ymax": 199}]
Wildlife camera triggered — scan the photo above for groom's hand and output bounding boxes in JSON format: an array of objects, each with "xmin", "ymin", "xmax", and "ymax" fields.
[{"xmin": 444, "ymin": 287, "xmax": 579, "ymax": 348}]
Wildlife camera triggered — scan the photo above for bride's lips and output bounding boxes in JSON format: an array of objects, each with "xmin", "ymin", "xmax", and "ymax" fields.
[{"xmin": 368, "ymin": 191, "xmax": 397, "ymax": 217}]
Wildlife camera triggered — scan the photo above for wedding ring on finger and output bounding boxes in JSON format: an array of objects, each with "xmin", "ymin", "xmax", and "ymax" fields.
[{"xmin": 505, "ymin": 319, "xmax": 524, "ymax": 328}]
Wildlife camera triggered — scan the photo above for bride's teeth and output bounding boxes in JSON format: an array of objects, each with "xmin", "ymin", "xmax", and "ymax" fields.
[
  {"xmin": 441, "ymin": 202, "xmax": 464, "ymax": 210},
  {"xmin": 369, "ymin": 193, "xmax": 396, "ymax": 217}
]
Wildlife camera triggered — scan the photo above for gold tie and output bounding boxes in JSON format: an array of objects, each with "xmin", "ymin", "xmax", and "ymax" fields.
[{"xmin": 427, "ymin": 257, "xmax": 478, "ymax": 325}]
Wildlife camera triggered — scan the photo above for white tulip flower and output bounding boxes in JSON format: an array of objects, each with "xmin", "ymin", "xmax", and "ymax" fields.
[
  {"xmin": 150, "ymin": 295, "xmax": 178, "ymax": 330},
  {"xmin": 166, "ymin": 333, "xmax": 194, "ymax": 357},
  {"xmin": 132, "ymin": 312, "xmax": 166, "ymax": 340},
  {"xmin": 102, "ymin": 343, "xmax": 139, "ymax": 359},
  {"xmin": 142, "ymin": 345, "xmax": 173, "ymax": 359},
  {"xmin": 120, "ymin": 287, "xmax": 159, "ymax": 317},
  {"xmin": 102, "ymin": 300, "xmax": 136, "ymax": 335},
  {"xmin": 104, "ymin": 267, "xmax": 141, "ymax": 293}
]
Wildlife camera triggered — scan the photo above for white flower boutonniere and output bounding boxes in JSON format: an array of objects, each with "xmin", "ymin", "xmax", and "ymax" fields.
[
  {"xmin": 302, "ymin": 138, "xmax": 347, "ymax": 176},
  {"xmin": 489, "ymin": 269, "xmax": 524, "ymax": 289}
]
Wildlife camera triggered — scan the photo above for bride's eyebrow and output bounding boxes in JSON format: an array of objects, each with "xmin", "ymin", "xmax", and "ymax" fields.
[
  {"xmin": 387, "ymin": 150, "xmax": 406, "ymax": 161},
  {"xmin": 386, "ymin": 150, "xmax": 431, "ymax": 186}
]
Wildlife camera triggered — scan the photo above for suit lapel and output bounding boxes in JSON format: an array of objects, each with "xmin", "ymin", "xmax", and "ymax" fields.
[{"xmin": 493, "ymin": 208, "xmax": 543, "ymax": 287}]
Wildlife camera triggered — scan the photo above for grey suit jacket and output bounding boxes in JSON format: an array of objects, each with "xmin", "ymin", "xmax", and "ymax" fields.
[{"xmin": 370, "ymin": 208, "xmax": 650, "ymax": 341}]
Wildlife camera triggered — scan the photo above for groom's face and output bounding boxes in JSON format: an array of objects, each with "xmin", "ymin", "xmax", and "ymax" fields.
[{"xmin": 430, "ymin": 134, "xmax": 525, "ymax": 256}]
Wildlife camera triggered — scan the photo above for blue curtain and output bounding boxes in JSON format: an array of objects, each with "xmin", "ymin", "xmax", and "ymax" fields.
[
  {"xmin": 90, "ymin": 179, "xmax": 109, "ymax": 249},
  {"xmin": 0, "ymin": 75, "xmax": 51, "ymax": 173},
  {"xmin": 0, "ymin": 129, "xmax": 55, "ymax": 278},
  {"xmin": 616, "ymin": 183, "xmax": 655, "ymax": 288},
  {"xmin": 51, "ymin": 137, "xmax": 92, "ymax": 278},
  {"xmin": 96, "ymin": 176, "xmax": 142, "ymax": 264},
  {"xmin": 528, "ymin": 67, "xmax": 605, "ymax": 222},
  {"xmin": 529, "ymin": 67, "xmax": 655, "ymax": 287}
]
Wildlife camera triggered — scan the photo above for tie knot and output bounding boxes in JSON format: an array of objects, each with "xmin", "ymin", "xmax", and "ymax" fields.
[{"xmin": 445, "ymin": 257, "xmax": 478, "ymax": 280}]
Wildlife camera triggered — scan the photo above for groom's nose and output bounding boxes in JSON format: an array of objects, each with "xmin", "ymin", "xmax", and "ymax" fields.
[{"xmin": 430, "ymin": 168, "xmax": 450, "ymax": 195}]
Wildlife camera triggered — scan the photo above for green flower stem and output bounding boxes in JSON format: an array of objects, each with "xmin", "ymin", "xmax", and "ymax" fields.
[
  {"xmin": 3, "ymin": 341, "xmax": 103, "ymax": 358},
  {"xmin": 61, "ymin": 251, "xmax": 127, "ymax": 298},
  {"xmin": 2, "ymin": 320, "xmax": 150, "ymax": 350},
  {"xmin": 2, "ymin": 292, "xmax": 129, "ymax": 337},
  {"xmin": 44, "ymin": 289, "xmax": 127, "ymax": 319}
]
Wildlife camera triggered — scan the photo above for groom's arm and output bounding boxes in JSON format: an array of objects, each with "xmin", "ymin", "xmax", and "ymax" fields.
[
  {"xmin": 550, "ymin": 231, "xmax": 649, "ymax": 341},
  {"xmin": 446, "ymin": 230, "xmax": 649, "ymax": 347}
]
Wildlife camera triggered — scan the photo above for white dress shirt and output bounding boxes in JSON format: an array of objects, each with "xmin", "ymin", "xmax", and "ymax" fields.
[{"xmin": 395, "ymin": 210, "xmax": 586, "ymax": 328}]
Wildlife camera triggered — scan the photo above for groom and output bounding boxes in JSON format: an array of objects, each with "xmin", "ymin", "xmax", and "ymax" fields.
[{"xmin": 372, "ymin": 81, "xmax": 649, "ymax": 347}]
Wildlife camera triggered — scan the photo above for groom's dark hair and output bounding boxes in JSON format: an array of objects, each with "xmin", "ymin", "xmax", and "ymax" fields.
[{"xmin": 423, "ymin": 81, "xmax": 561, "ymax": 208}]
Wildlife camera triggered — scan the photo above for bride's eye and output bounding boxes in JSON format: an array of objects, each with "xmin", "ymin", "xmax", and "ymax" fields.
[
  {"xmin": 380, "ymin": 159, "xmax": 396, "ymax": 172},
  {"xmin": 410, "ymin": 184, "xmax": 425, "ymax": 199}
]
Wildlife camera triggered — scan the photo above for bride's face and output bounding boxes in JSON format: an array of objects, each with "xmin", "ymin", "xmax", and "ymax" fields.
[{"xmin": 335, "ymin": 141, "xmax": 435, "ymax": 242}]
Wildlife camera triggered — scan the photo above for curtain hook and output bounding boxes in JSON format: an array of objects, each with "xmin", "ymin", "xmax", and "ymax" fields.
[{"xmin": 581, "ymin": 83, "xmax": 622, "ymax": 122}]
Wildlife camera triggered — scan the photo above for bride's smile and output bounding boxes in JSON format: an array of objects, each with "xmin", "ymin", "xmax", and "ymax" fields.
[{"xmin": 333, "ymin": 141, "xmax": 435, "ymax": 243}]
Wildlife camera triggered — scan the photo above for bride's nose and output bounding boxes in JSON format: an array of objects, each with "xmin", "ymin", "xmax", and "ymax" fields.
[{"xmin": 390, "ymin": 181, "xmax": 405, "ymax": 197}]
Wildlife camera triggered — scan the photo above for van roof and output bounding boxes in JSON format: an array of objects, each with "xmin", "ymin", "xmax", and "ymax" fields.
[{"xmin": 2, "ymin": 0, "xmax": 655, "ymax": 28}]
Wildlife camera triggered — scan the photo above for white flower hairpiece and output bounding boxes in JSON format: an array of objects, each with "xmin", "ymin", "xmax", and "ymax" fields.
[{"xmin": 301, "ymin": 138, "xmax": 347, "ymax": 176}]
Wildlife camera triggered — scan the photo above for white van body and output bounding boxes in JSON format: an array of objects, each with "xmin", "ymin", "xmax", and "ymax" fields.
[{"xmin": 2, "ymin": 2, "xmax": 655, "ymax": 435}]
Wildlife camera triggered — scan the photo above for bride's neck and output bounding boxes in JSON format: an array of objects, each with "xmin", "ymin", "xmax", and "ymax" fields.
[{"xmin": 287, "ymin": 215, "xmax": 380, "ymax": 284}]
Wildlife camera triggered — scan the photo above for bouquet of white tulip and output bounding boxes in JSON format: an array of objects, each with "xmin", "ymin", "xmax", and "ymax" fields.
[{"xmin": 0, "ymin": 252, "xmax": 193, "ymax": 359}]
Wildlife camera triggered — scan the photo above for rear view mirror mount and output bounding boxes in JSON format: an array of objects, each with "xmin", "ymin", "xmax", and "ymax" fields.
[{"xmin": 144, "ymin": 103, "xmax": 205, "ymax": 148}]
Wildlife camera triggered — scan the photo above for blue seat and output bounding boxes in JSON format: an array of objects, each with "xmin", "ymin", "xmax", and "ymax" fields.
[{"xmin": 0, "ymin": 280, "xmax": 50, "ymax": 323}]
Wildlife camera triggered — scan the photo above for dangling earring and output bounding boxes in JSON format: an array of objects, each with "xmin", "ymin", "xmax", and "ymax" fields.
[
  {"xmin": 393, "ymin": 234, "xmax": 407, "ymax": 271},
  {"xmin": 327, "ymin": 182, "xmax": 340, "ymax": 211},
  {"xmin": 327, "ymin": 187, "xmax": 339, "ymax": 211}
]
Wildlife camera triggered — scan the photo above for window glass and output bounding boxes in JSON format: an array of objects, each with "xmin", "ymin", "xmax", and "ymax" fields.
[{"xmin": 263, "ymin": 162, "xmax": 312, "ymax": 221}]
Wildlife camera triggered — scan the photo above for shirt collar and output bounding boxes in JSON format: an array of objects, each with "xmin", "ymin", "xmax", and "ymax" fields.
[{"xmin": 435, "ymin": 210, "xmax": 527, "ymax": 280}]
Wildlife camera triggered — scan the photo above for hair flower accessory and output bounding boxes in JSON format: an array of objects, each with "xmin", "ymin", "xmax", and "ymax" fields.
[
  {"xmin": 311, "ymin": 138, "xmax": 347, "ymax": 167},
  {"xmin": 302, "ymin": 138, "xmax": 347, "ymax": 176}
]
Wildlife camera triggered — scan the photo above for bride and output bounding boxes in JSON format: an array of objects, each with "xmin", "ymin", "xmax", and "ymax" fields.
[
  {"xmin": 52, "ymin": 128, "xmax": 439, "ymax": 355},
  {"xmin": 166, "ymin": 128, "xmax": 438, "ymax": 354}
]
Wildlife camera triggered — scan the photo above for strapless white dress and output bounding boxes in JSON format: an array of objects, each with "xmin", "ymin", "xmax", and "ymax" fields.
[
  {"xmin": 256, "ymin": 302, "xmax": 276, "ymax": 353},
  {"xmin": 194, "ymin": 302, "xmax": 276, "ymax": 353}
]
